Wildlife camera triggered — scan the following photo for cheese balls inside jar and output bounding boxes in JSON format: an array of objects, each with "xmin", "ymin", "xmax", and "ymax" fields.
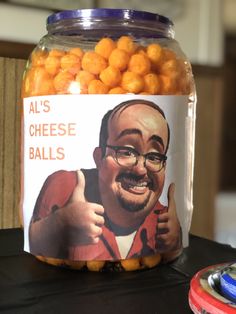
[{"xmin": 21, "ymin": 9, "xmax": 196, "ymax": 272}]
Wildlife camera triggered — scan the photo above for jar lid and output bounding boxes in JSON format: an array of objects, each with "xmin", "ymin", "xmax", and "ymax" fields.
[{"xmin": 47, "ymin": 8, "xmax": 173, "ymax": 27}]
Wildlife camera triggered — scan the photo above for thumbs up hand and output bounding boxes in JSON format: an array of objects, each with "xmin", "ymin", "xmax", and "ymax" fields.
[
  {"xmin": 61, "ymin": 170, "xmax": 105, "ymax": 246},
  {"xmin": 70, "ymin": 169, "xmax": 87, "ymax": 203},
  {"xmin": 155, "ymin": 183, "xmax": 182, "ymax": 254}
]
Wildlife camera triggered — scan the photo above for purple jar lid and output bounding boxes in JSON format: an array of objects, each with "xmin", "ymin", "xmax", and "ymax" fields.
[{"xmin": 47, "ymin": 8, "xmax": 173, "ymax": 27}]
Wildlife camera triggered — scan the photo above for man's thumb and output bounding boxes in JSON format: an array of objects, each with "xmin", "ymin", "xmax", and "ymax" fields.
[
  {"xmin": 167, "ymin": 183, "xmax": 175, "ymax": 210},
  {"xmin": 71, "ymin": 170, "xmax": 86, "ymax": 202}
]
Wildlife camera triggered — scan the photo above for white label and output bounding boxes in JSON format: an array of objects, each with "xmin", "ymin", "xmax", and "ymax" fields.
[{"xmin": 22, "ymin": 94, "xmax": 195, "ymax": 261}]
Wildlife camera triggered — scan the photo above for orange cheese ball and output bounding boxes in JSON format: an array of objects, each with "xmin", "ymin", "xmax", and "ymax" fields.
[
  {"xmin": 31, "ymin": 49, "xmax": 48, "ymax": 67},
  {"xmin": 48, "ymin": 49, "xmax": 66, "ymax": 58},
  {"xmin": 163, "ymin": 48, "xmax": 177, "ymax": 62},
  {"xmin": 82, "ymin": 51, "xmax": 107, "ymax": 75},
  {"xmin": 36, "ymin": 255, "xmax": 65, "ymax": 267},
  {"xmin": 53, "ymin": 71, "xmax": 75, "ymax": 93},
  {"xmin": 61, "ymin": 53, "xmax": 81, "ymax": 75},
  {"xmin": 109, "ymin": 48, "xmax": 130, "ymax": 71},
  {"xmin": 120, "ymin": 258, "xmax": 141, "ymax": 271},
  {"xmin": 88, "ymin": 79, "xmax": 109, "ymax": 94},
  {"xmin": 69, "ymin": 47, "xmax": 84, "ymax": 58},
  {"xmin": 75, "ymin": 70, "xmax": 96, "ymax": 93},
  {"xmin": 64, "ymin": 259, "xmax": 86, "ymax": 270},
  {"xmin": 136, "ymin": 46, "xmax": 147, "ymax": 55},
  {"xmin": 121, "ymin": 71, "xmax": 144, "ymax": 94},
  {"xmin": 146, "ymin": 43, "xmax": 164, "ymax": 66},
  {"xmin": 86, "ymin": 260, "xmax": 106, "ymax": 271},
  {"xmin": 160, "ymin": 59, "xmax": 180, "ymax": 79},
  {"xmin": 117, "ymin": 35, "xmax": 136, "ymax": 55},
  {"xmin": 143, "ymin": 73, "xmax": 161, "ymax": 94},
  {"xmin": 37, "ymin": 79, "xmax": 56, "ymax": 96},
  {"xmin": 99, "ymin": 66, "xmax": 122, "ymax": 87},
  {"xmin": 141, "ymin": 254, "xmax": 161, "ymax": 268},
  {"xmin": 24, "ymin": 67, "xmax": 55, "ymax": 96},
  {"xmin": 159, "ymin": 74, "xmax": 177, "ymax": 95},
  {"xmin": 128, "ymin": 53, "xmax": 151, "ymax": 76},
  {"xmin": 45, "ymin": 56, "xmax": 61, "ymax": 76},
  {"xmin": 95, "ymin": 37, "xmax": 116, "ymax": 59},
  {"xmin": 108, "ymin": 87, "xmax": 126, "ymax": 94}
]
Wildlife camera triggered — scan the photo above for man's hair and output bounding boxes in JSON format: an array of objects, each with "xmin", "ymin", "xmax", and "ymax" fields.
[{"xmin": 99, "ymin": 99, "xmax": 170, "ymax": 157}]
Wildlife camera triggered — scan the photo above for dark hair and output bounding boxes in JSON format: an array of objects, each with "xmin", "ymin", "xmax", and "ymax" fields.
[{"xmin": 99, "ymin": 99, "xmax": 170, "ymax": 157}]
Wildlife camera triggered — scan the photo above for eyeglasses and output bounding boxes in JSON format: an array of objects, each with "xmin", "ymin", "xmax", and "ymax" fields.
[{"xmin": 106, "ymin": 145, "xmax": 167, "ymax": 172}]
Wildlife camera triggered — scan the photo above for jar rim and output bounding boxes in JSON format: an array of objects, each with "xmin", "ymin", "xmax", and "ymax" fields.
[{"xmin": 47, "ymin": 8, "xmax": 173, "ymax": 27}]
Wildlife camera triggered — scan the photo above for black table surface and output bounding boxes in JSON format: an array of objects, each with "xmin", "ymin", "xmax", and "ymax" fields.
[{"xmin": 0, "ymin": 228, "xmax": 235, "ymax": 314}]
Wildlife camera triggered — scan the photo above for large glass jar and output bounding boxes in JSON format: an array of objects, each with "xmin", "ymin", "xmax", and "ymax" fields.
[{"xmin": 20, "ymin": 8, "xmax": 196, "ymax": 271}]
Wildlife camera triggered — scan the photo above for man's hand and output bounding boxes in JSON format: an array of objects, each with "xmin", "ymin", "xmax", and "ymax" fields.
[
  {"xmin": 155, "ymin": 183, "xmax": 182, "ymax": 254},
  {"xmin": 61, "ymin": 170, "xmax": 105, "ymax": 246}
]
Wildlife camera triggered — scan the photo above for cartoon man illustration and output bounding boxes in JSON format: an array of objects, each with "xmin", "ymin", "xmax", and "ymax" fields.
[{"xmin": 29, "ymin": 99, "xmax": 182, "ymax": 261}]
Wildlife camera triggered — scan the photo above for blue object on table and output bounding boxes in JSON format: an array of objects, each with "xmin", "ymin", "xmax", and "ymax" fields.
[{"xmin": 220, "ymin": 263, "xmax": 236, "ymax": 303}]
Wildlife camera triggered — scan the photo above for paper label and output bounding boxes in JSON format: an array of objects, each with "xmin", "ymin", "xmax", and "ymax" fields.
[{"xmin": 22, "ymin": 94, "xmax": 195, "ymax": 261}]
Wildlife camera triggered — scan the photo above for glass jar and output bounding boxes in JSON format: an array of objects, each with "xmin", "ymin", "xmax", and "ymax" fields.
[{"xmin": 21, "ymin": 8, "xmax": 196, "ymax": 271}]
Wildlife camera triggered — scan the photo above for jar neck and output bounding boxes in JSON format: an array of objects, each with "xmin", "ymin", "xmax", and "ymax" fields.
[{"xmin": 47, "ymin": 17, "xmax": 174, "ymax": 39}]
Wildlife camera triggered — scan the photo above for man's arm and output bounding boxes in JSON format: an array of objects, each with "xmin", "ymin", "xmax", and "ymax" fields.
[
  {"xmin": 155, "ymin": 183, "xmax": 183, "ymax": 261},
  {"xmin": 29, "ymin": 170, "xmax": 104, "ymax": 259},
  {"xmin": 29, "ymin": 206, "xmax": 70, "ymax": 258},
  {"xmin": 29, "ymin": 170, "xmax": 77, "ymax": 257}
]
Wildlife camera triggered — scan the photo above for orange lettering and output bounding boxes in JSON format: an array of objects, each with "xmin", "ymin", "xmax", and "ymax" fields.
[
  {"xmin": 28, "ymin": 146, "xmax": 65, "ymax": 160},
  {"xmin": 28, "ymin": 123, "xmax": 77, "ymax": 137}
]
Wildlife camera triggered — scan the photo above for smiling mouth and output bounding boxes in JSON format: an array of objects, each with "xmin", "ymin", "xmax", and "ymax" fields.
[{"xmin": 116, "ymin": 173, "xmax": 152, "ymax": 194}]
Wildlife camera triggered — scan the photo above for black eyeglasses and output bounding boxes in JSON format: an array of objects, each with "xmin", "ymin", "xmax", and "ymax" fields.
[{"xmin": 106, "ymin": 145, "xmax": 167, "ymax": 172}]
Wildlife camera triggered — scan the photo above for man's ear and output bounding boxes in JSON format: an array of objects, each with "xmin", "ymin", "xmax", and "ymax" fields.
[{"xmin": 93, "ymin": 147, "xmax": 103, "ymax": 168}]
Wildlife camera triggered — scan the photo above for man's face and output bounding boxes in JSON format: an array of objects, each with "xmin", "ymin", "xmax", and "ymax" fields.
[{"xmin": 94, "ymin": 103, "xmax": 169, "ymax": 230}]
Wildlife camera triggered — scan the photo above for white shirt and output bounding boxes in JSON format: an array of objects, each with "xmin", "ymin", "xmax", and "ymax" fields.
[{"xmin": 116, "ymin": 231, "xmax": 137, "ymax": 259}]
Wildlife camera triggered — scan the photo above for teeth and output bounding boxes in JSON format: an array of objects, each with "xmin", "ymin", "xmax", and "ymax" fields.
[
  {"xmin": 124, "ymin": 178, "xmax": 148, "ymax": 188},
  {"xmin": 132, "ymin": 185, "xmax": 146, "ymax": 190}
]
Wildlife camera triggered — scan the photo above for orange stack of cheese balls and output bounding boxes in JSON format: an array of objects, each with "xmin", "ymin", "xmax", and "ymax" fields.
[
  {"xmin": 22, "ymin": 35, "xmax": 188, "ymax": 271},
  {"xmin": 22, "ymin": 35, "xmax": 192, "ymax": 98}
]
